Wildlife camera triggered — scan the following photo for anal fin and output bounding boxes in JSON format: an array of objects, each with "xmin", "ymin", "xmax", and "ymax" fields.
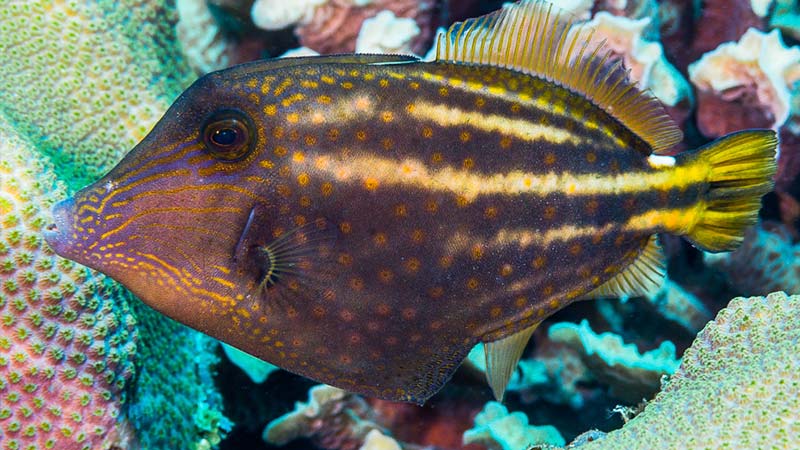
[
  {"xmin": 582, "ymin": 234, "xmax": 665, "ymax": 299},
  {"xmin": 484, "ymin": 323, "xmax": 538, "ymax": 401}
]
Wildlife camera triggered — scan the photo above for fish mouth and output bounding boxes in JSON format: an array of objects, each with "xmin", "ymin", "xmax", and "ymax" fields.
[{"xmin": 43, "ymin": 198, "xmax": 76, "ymax": 258}]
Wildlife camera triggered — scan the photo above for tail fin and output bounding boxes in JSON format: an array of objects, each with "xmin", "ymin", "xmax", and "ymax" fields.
[{"xmin": 683, "ymin": 130, "xmax": 777, "ymax": 252}]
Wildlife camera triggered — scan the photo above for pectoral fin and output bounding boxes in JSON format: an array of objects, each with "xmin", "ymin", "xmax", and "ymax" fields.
[
  {"xmin": 484, "ymin": 323, "xmax": 539, "ymax": 401},
  {"xmin": 582, "ymin": 235, "xmax": 665, "ymax": 299}
]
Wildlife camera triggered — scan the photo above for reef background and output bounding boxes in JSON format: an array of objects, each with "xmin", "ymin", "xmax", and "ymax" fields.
[{"xmin": 0, "ymin": 1, "xmax": 798, "ymax": 450}]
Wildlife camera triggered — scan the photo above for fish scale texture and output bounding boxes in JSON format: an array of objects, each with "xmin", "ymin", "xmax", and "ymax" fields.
[
  {"xmin": 579, "ymin": 291, "xmax": 799, "ymax": 450},
  {"xmin": 0, "ymin": 114, "xmax": 138, "ymax": 450},
  {"xmin": 0, "ymin": 0, "xmax": 194, "ymax": 189}
]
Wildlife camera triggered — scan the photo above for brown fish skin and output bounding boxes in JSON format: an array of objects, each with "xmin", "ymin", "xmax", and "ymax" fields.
[{"xmin": 43, "ymin": 2, "xmax": 777, "ymax": 401}]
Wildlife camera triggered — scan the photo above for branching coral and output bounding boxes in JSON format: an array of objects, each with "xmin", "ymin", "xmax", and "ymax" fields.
[
  {"xmin": 0, "ymin": 113, "xmax": 138, "ymax": 450},
  {"xmin": 566, "ymin": 292, "xmax": 800, "ymax": 449}
]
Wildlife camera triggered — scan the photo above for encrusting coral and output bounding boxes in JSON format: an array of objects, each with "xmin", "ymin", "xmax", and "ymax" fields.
[
  {"xmin": 0, "ymin": 1, "xmax": 230, "ymax": 449},
  {"xmin": 0, "ymin": 0, "xmax": 194, "ymax": 189},
  {"xmin": 462, "ymin": 402, "xmax": 565, "ymax": 450},
  {"xmin": 563, "ymin": 292, "xmax": 800, "ymax": 449},
  {"xmin": 0, "ymin": 112, "xmax": 138, "ymax": 450}
]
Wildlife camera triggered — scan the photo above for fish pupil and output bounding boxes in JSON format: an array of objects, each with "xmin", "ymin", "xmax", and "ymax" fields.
[{"xmin": 212, "ymin": 128, "xmax": 238, "ymax": 146}]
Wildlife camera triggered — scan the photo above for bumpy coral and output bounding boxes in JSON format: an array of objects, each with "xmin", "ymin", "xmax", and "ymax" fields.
[
  {"xmin": 263, "ymin": 385, "xmax": 390, "ymax": 450},
  {"xmin": 689, "ymin": 28, "xmax": 800, "ymax": 138},
  {"xmin": 704, "ymin": 223, "xmax": 800, "ymax": 296},
  {"xmin": 0, "ymin": 0, "xmax": 194, "ymax": 188},
  {"xmin": 643, "ymin": 278, "xmax": 713, "ymax": 334},
  {"xmin": 548, "ymin": 320, "xmax": 679, "ymax": 403},
  {"xmin": 569, "ymin": 292, "xmax": 800, "ymax": 449},
  {"xmin": 0, "ymin": 113, "xmax": 138, "ymax": 450}
]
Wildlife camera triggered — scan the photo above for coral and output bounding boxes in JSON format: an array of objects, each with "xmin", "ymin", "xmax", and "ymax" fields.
[
  {"xmin": 689, "ymin": 28, "xmax": 800, "ymax": 138},
  {"xmin": 360, "ymin": 429, "xmax": 403, "ymax": 450},
  {"xmin": 691, "ymin": 0, "xmax": 765, "ymax": 59},
  {"xmin": 567, "ymin": 292, "xmax": 800, "ymax": 449},
  {"xmin": 0, "ymin": 113, "xmax": 138, "ymax": 450},
  {"xmin": 221, "ymin": 343, "xmax": 278, "ymax": 384},
  {"xmin": 355, "ymin": 10, "xmax": 420, "ymax": 54},
  {"xmin": 177, "ymin": 0, "xmax": 233, "ymax": 74},
  {"xmin": 548, "ymin": 320, "xmax": 680, "ymax": 403},
  {"xmin": 252, "ymin": 0, "xmax": 435, "ymax": 55},
  {"xmin": 0, "ymin": 0, "xmax": 194, "ymax": 189},
  {"xmin": 462, "ymin": 402, "xmax": 565, "ymax": 450},
  {"xmin": 125, "ymin": 309, "xmax": 230, "ymax": 450},
  {"xmin": 643, "ymin": 277, "xmax": 713, "ymax": 334},
  {"xmin": 263, "ymin": 384, "xmax": 389, "ymax": 450},
  {"xmin": 704, "ymin": 222, "xmax": 800, "ymax": 296}
]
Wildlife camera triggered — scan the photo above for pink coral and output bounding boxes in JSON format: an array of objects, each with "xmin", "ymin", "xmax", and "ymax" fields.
[
  {"xmin": 297, "ymin": 0, "xmax": 435, "ymax": 55},
  {"xmin": 0, "ymin": 117, "xmax": 138, "ymax": 450}
]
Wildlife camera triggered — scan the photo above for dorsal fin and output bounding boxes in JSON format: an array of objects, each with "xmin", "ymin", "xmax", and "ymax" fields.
[{"xmin": 434, "ymin": 0, "xmax": 682, "ymax": 154}]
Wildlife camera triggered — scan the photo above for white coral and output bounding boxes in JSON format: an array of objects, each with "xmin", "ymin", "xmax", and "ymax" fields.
[
  {"xmin": 689, "ymin": 28, "xmax": 800, "ymax": 129},
  {"xmin": 251, "ymin": 0, "xmax": 328, "ymax": 30},
  {"xmin": 355, "ymin": 10, "xmax": 420, "ymax": 54}
]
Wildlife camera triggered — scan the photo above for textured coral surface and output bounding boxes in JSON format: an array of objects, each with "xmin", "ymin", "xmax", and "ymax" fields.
[
  {"xmin": 575, "ymin": 292, "xmax": 800, "ymax": 449},
  {"xmin": 0, "ymin": 114, "xmax": 138, "ymax": 450}
]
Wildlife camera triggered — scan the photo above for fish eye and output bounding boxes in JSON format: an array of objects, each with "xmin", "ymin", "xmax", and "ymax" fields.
[{"xmin": 202, "ymin": 110, "xmax": 255, "ymax": 161}]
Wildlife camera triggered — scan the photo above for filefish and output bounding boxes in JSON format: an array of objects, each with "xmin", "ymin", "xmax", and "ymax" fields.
[{"xmin": 44, "ymin": 0, "xmax": 777, "ymax": 403}]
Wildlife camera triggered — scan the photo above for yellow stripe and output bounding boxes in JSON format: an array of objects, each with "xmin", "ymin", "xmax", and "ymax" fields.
[
  {"xmin": 309, "ymin": 154, "xmax": 706, "ymax": 201},
  {"xmin": 99, "ymin": 206, "xmax": 244, "ymax": 241},
  {"xmin": 446, "ymin": 207, "xmax": 699, "ymax": 254},
  {"xmin": 406, "ymin": 100, "xmax": 583, "ymax": 145}
]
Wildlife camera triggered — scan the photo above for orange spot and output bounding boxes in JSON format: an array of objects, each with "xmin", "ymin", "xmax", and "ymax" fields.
[
  {"xmin": 339, "ymin": 222, "xmax": 352, "ymax": 234},
  {"xmin": 475, "ymin": 98, "xmax": 485, "ymax": 108},
  {"xmin": 304, "ymin": 135, "xmax": 317, "ymax": 146},
  {"xmin": 402, "ymin": 308, "xmax": 416, "ymax": 320},
  {"xmin": 405, "ymin": 257, "xmax": 421, "ymax": 273},
  {"xmin": 510, "ymin": 103, "xmax": 521, "ymax": 113},
  {"xmin": 264, "ymin": 104, "xmax": 277, "ymax": 116},
  {"xmin": 274, "ymin": 146, "xmax": 287, "ymax": 157},
  {"xmin": 570, "ymin": 244, "xmax": 582, "ymax": 255},
  {"xmin": 321, "ymin": 182, "xmax": 333, "ymax": 196},
  {"xmin": 439, "ymin": 256, "xmax": 452, "ymax": 268},
  {"xmin": 439, "ymin": 87, "xmax": 448, "ymax": 96},
  {"xmin": 377, "ymin": 303, "xmax": 391, "ymax": 315},
  {"xmin": 327, "ymin": 128, "xmax": 340, "ymax": 140},
  {"xmin": 409, "ymin": 81, "xmax": 420, "ymax": 90},
  {"xmin": 297, "ymin": 173, "xmax": 310, "ymax": 186},
  {"xmin": 586, "ymin": 152, "xmax": 597, "ymax": 163},
  {"xmin": 463, "ymin": 157, "xmax": 474, "ymax": 169},
  {"xmin": 300, "ymin": 196, "xmax": 311, "ymax": 207},
  {"xmin": 490, "ymin": 306, "xmax": 502, "ymax": 318},
  {"xmin": 431, "ymin": 152, "xmax": 443, "ymax": 164},
  {"xmin": 430, "ymin": 321, "xmax": 443, "ymax": 330},
  {"xmin": 484, "ymin": 206, "xmax": 498, "ymax": 219},
  {"xmin": 456, "ymin": 195, "xmax": 469, "ymax": 207},
  {"xmin": 394, "ymin": 204, "xmax": 407, "ymax": 216},
  {"xmin": 405, "ymin": 103, "xmax": 416, "ymax": 113},
  {"xmin": 499, "ymin": 136, "xmax": 512, "ymax": 148},
  {"xmin": 337, "ymin": 253, "xmax": 352, "ymax": 265},
  {"xmin": 381, "ymin": 138, "xmax": 394, "ymax": 150},
  {"xmin": 586, "ymin": 199, "xmax": 599, "ymax": 214},
  {"xmin": 379, "ymin": 269, "xmax": 393, "ymax": 283},
  {"xmin": 380, "ymin": 79, "xmax": 389, "ymax": 87},
  {"xmin": 411, "ymin": 229, "xmax": 424, "ymax": 243},
  {"xmin": 425, "ymin": 200, "xmax": 438, "ymax": 213},
  {"xmin": 356, "ymin": 130, "xmax": 367, "ymax": 141},
  {"xmin": 272, "ymin": 126, "xmax": 285, "ymax": 139},
  {"xmin": 544, "ymin": 206, "xmax": 556, "ymax": 219},
  {"xmin": 467, "ymin": 277, "xmax": 479, "ymax": 290},
  {"xmin": 373, "ymin": 232, "xmax": 388, "ymax": 246},
  {"xmin": 381, "ymin": 111, "xmax": 394, "ymax": 123},
  {"xmin": 515, "ymin": 296, "xmax": 527, "ymax": 307},
  {"xmin": 421, "ymin": 126, "xmax": 433, "ymax": 138},
  {"xmin": 312, "ymin": 306, "xmax": 326, "ymax": 317},
  {"xmin": 532, "ymin": 256, "xmax": 546, "ymax": 269},
  {"xmin": 592, "ymin": 233, "xmax": 603, "ymax": 244},
  {"xmin": 471, "ymin": 244, "xmax": 484, "ymax": 260},
  {"xmin": 500, "ymin": 264, "xmax": 513, "ymax": 277},
  {"xmin": 544, "ymin": 153, "xmax": 556, "ymax": 165},
  {"xmin": 543, "ymin": 285, "xmax": 554, "ymax": 295},
  {"xmin": 428, "ymin": 286, "xmax": 444, "ymax": 298},
  {"xmin": 286, "ymin": 113, "xmax": 299, "ymax": 123},
  {"xmin": 292, "ymin": 151, "xmax": 305, "ymax": 163},
  {"xmin": 341, "ymin": 81, "xmax": 354, "ymax": 89},
  {"xmin": 549, "ymin": 299, "xmax": 561, "ymax": 309},
  {"xmin": 350, "ymin": 278, "xmax": 364, "ymax": 291},
  {"xmin": 364, "ymin": 178, "xmax": 379, "ymax": 191},
  {"xmin": 317, "ymin": 95, "xmax": 331, "ymax": 104}
]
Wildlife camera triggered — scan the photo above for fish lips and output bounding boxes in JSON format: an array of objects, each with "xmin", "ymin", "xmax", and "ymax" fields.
[{"xmin": 43, "ymin": 198, "xmax": 77, "ymax": 259}]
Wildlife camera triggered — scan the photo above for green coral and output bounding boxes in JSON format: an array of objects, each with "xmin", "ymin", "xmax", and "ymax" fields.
[
  {"xmin": 463, "ymin": 402, "xmax": 565, "ymax": 450},
  {"xmin": 573, "ymin": 292, "xmax": 800, "ymax": 449},
  {"xmin": 0, "ymin": 0, "xmax": 194, "ymax": 189},
  {"xmin": 0, "ymin": 112, "xmax": 138, "ymax": 450}
]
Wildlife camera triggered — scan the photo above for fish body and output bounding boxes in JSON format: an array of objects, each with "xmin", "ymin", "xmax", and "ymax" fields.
[{"xmin": 44, "ymin": 1, "xmax": 777, "ymax": 403}]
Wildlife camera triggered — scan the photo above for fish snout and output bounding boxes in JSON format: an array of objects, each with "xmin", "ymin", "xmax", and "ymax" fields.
[{"xmin": 43, "ymin": 198, "xmax": 76, "ymax": 257}]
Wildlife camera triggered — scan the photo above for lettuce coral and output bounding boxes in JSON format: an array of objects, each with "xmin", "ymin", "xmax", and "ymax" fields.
[
  {"xmin": 567, "ymin": 292, "xmax": 800, "ymax": 449},
  {"xmin": 0, "ymin": 112, "xmax": 138, "ymax": 450}
]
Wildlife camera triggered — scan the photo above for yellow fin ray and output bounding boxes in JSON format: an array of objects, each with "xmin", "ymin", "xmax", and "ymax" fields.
[
  {"xmin": 483, "ymin": 323, "xmax": 538, "ymax": 401},
  {"xmin": 434, "ymin": 0, "xmax": 682, "ymax": 154},
  {"xmin": 582, "ymin": 235, "xmax": 665, "ymax": 299},
  {"xmin": 681, "ymin": 130, "xmax": 778, "ymax": 252}
]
